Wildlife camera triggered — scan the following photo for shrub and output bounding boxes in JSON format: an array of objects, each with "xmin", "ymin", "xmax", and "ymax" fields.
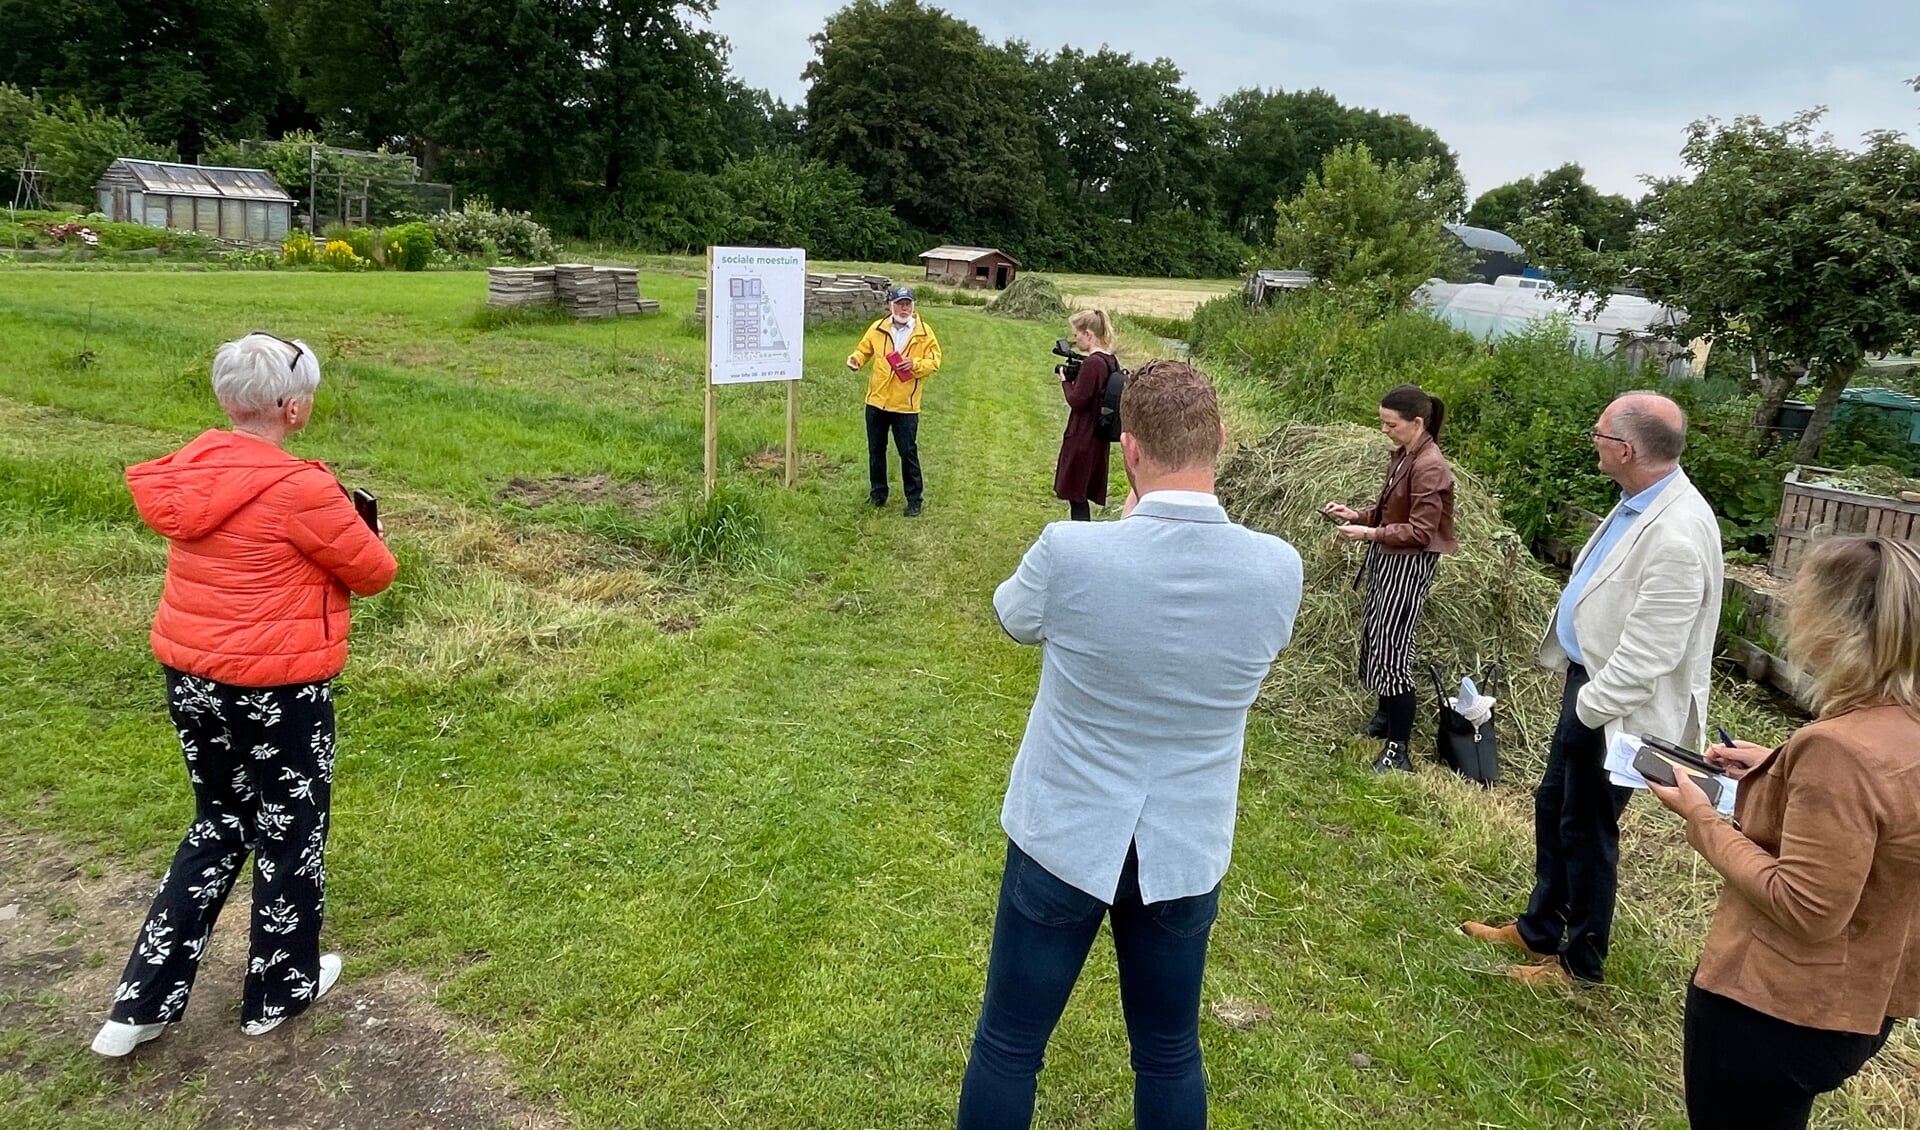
[
  {"xmin": 282, "ymin": 231, "xmax": 316, "ymax": 265},
  {"xmin": 319, "ymin": 239, "xmax": 363, "ymax": 271},
  {"xmin": 345, "ymin": 226, "xmax": 379, "ymax": 265},
  {"xmin": 429, "ymin": 198, "xmax": 555, "ymax": 263},
  {"xmin": 386, "ymin": 222, "xmax": 434, "ymax": 271}
]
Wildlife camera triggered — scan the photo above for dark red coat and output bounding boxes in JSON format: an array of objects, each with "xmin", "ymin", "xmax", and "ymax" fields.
[{"xmin": 1053, "ymin": 351, "xmax": 1114, "ymax": 505}]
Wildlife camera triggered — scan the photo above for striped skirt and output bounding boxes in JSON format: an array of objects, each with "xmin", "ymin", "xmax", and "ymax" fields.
[{"xmin": 1358, "ymin": 548, "xmax": 1440, "ymax": 696}]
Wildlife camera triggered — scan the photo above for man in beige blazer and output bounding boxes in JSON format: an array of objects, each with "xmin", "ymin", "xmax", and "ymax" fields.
[{"xmin": 1465, "ymin": 391, "xmax": 1723, "ymax": 984}]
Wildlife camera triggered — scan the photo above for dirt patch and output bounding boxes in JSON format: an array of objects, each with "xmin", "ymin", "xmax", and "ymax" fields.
[
  {"xmin": 499, "ymin": 475, "xmax": 659, "ymax": 515},
  {"xmin": 741, "ymin": 448, "xmax": 843, "ymax": 476},
  {"xmin": 656, "ymin": 615, "xmax": 701, "ymax": 634},
  {"xmin": 0, "ymin": 827, "xmax": 565, "ymax": 1130}
]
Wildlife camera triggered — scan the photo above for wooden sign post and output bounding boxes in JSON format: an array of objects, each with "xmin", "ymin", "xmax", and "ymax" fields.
[{"xmin": 703, "ymin": 245, "xmax": 807, "ymax": 498}]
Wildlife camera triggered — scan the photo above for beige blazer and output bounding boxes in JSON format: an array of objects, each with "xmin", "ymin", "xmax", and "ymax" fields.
[{"xmin": 1538, "ymin": 469, "xmax": 1723, "ymax": 749}]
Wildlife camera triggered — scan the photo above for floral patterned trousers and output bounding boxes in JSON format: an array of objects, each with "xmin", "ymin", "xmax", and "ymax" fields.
[{"xmin": 108, "ymin": 668, "xmax": 336, "ymax": 1029}]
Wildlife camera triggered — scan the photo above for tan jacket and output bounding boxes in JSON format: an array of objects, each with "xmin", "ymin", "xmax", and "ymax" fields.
[
  {"xmin": 1538, "ymin": 469, "xmax": 1722, "ymax": 749},
  {"xmin": 1355, "ymin": 434, "xmax": 1457, "ymax": 555},
  {"xmin": 1685, "ymin": 705, "xmax": 1920, "ymax": 1033}
]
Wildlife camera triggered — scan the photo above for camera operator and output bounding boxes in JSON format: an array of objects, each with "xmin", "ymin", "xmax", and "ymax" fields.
[{"xmin": 1053, "ymin": 310, "xmax": 1118, "ymax": 522}]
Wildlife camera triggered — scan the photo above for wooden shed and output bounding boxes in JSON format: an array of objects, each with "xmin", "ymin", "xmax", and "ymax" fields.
[
  {"xmin": 919, "ymin": 245, "xmax": 1020, "ymax": 290},
  {"xmin": 94, "ymin": 158, "xmax": 294, "ymax": 245}
]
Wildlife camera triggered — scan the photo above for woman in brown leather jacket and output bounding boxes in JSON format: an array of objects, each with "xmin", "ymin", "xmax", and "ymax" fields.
[
  {"xmin": 1648, "ymin": 535, "xmax": 1920, "ymax": 1129},
  {"xmin": 1322, "ymin": 384, "xmax": 1458, "ymax": 773}
]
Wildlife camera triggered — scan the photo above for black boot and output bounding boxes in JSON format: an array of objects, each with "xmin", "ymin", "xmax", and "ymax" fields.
[
  {"xmin": 1361, "ymin": 711, "xmax": 1389, "ymax": 739},
  {"xmin": 1370, "ymin": 741, "xmax": 1413, "ymax": 774}
]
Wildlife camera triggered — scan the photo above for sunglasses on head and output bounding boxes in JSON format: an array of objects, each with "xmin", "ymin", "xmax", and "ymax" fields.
[{"xmin": 248, "ymin": 330, "xmax": 307, "ymax": 407}]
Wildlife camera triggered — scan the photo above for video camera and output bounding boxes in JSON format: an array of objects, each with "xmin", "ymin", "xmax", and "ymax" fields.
[{"xmin": 1052, "ymin": 338, "xmax": 1086, "ymax": 380}]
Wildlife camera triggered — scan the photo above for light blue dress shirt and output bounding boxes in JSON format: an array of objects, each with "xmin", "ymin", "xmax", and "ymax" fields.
[
  {"xmin": 992, "ymin": 493, "xmax": 1303, "ymax": 903},
  {"xmin": 1555, "ymin": 468, "xmax": 1680, "ymax": 665}
]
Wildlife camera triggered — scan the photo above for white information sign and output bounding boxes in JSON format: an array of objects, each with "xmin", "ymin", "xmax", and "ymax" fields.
[{"xmin": 706, "ymin": 246, "xmax": 806, "ymax": 385}]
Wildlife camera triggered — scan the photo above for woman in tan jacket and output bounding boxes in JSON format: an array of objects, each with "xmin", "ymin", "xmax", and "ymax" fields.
[
  {"xmin": 1323, "ymin": 384, "xmax": 1457, "ymax": 773},
  {"xmin": 1649, "ymin": 535, "xmax": 1920, "ymax": 1129}
]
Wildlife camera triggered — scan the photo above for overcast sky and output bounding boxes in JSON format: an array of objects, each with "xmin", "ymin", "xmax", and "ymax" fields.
[{"xmin": 706, "ymin": 0, "xmax": 1920, "ymax": 202}]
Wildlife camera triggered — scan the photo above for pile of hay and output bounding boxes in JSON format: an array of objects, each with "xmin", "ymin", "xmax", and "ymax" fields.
[
  {"xmin": 985, "ymin": 275, "xmax": 1067, "ymax": 321},
  {"xmin": 1218, "ymin": 423, "xmax": 1566, "ymax": 769}
]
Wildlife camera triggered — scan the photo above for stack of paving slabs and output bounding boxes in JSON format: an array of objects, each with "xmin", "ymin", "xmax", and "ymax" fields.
[
  {"xmin": 602, "ymin": 267, "xmax": 657, "ymax": 315},
  {"xmin": 554, "ymin": 263, "xmax": 617, "ymax": 318},
  {"xmin": 802, "ymin": 274, "xmax": 890, "ymax": 325},
  {"xmin": 485, "ymin": 266, "xmax": 557, "ymax": 307}
]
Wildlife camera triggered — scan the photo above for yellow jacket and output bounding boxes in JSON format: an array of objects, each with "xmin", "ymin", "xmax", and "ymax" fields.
[{"xmin": 850, "ymin": 316, "xmax": 943, "ymax": 413}]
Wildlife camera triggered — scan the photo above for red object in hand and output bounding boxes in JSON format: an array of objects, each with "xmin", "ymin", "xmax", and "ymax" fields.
[{"xmin": 885, "ymin": 349, "xmax": 914, "ymax": 381}]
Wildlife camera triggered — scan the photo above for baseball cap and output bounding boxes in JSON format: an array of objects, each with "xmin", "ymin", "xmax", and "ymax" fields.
[{"xmin": 885, "ymin": 286, "xmax": 915, "ymax": 303}]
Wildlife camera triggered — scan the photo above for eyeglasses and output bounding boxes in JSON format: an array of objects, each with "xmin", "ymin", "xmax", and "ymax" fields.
[
  {"xmin": 248, "ymin": 330, "xmax": 307, "ymax": 407},
  {"xmin": 1589, "ymin": 428, "xmax": 1632, "ymax": 446}
]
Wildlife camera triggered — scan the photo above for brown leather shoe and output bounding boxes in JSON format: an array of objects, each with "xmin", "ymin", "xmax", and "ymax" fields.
[
  {"xmin": 1503, "ymin": 961, "xmax": 1575, "ymax": 987},
  {"xmin": 1461, "ymin": 920, "xmax": 1556, "ymax": 962}
]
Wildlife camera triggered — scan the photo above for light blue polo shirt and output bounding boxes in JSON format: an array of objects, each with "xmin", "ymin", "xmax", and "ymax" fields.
[{"xmin": 1556, "ymin": 468, "xmax": 1680, "ymax": 666}]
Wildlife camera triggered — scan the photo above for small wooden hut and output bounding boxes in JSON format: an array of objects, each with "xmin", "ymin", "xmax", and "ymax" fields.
[
  {"xmin": 919, "ymin": 245, "xmax": 1020, "ymax": 290},
  {"xmin": 93, "ymin": 158, "xmax": 294, "ymax": 244}
]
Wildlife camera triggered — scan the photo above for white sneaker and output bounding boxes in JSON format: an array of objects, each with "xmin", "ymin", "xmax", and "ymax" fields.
[
  {"xmin": 91, "ymin": 1019, "xmax": 168, "ymax": 1057},
  {"xmin": 242, "ymin": 952, "xmax": 342, "ymax": 1037}
]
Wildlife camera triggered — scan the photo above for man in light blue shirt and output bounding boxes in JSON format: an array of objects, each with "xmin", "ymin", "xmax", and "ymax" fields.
[
  {"xmin": 1466, "ymin": 392, "xmax": 1722, "ymax": 986},
  {"xmin": 957, "ymin": 361, "xmax": 1302, "ymax": 1129},
  {"xmin": 1554, "ymin": 466, "xmax": 1681, "ymax": 665}
]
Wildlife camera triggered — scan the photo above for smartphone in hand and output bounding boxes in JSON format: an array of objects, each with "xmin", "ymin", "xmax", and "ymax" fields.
[
  {"xmin": 350, "ymin": 487, "xmax": 379, "ymax": 533},
  {"xmin": 1633, "ymin": 745, "xmax": 1723, "ymax": 806}
]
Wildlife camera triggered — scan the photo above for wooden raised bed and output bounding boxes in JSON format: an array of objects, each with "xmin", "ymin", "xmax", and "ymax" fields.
[{"xmin": 1769, "ymin": 465, "xmax": 1920, "ymax": 578}]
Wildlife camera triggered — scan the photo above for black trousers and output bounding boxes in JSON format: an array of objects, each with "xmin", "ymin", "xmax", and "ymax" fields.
[
  {"xmin": 109, "ymin": 668, "xmax": 336, "ymax": 1029},
  {"xmin": 1684, "ymin": 981, "xmax": 1895, "ymax": 1130},
  {"xmin": 865, "ymin": 404, "xmax": 922, "ymax": 506},
  {"xmin": 1515, "ymin": 664, "xmax": 1632, "ymax": 982}
]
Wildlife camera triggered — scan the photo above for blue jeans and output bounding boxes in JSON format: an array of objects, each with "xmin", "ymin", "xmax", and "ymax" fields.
[{"xmin": 958, "ymin": 839, "xmax": 1220, "ymax": 1129}]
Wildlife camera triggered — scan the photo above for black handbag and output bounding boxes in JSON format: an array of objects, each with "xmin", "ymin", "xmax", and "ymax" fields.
[{"xmin": 1430, "ymin": 663, "xmax": 1501, "ymax": 786}]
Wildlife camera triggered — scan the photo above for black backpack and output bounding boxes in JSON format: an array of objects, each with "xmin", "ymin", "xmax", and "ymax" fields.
[{"xmin": 1094, "ymin": 354, "xmax": 1127, "ymax": 443}]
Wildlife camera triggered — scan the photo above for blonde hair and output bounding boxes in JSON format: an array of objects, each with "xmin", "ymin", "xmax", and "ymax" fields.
[
  {"xmin": 1119, "ymin": 360, "xmax": 1221, "ymax": 471},
  {"xmin": 1786, "ymin": 536, "xmax": 1920, "ymax": 717},
  {"xmin": 1069, "ymin": 309, "xmax": 1116, "ymax": 352}
]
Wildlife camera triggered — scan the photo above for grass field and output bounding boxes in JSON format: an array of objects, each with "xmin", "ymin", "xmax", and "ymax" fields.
[{"xmin": 0, "ymin": 266, "xmax": 1913, "ymax": 1128}]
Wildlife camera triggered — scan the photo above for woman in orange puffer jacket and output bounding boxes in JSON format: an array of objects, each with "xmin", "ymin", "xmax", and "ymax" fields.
[{"xmin": 92, "ymin": 333, "xmax": 397, "ymax": 1057}]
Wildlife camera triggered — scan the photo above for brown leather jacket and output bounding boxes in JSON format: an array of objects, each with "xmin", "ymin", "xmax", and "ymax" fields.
[
  {"xmin": 1355, "ymin": 433, "xmax": 1457, "ymax": 555},
  {"xmin": 1685, "ymin": 704, "xmax": 1920, "ymax": 1034}
]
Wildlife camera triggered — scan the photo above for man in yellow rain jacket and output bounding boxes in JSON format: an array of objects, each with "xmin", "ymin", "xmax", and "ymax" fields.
[{"xmin": 847, "ymin": 286, "xmax": 943, "ymax": 517}]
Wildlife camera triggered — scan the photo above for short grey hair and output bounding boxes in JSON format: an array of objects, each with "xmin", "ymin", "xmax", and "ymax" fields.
[
  {"xmin": 211, "ymin": 333, "xmax": 320, "ymax": 415},
  {"xmin": 1612, "ymin": 390, "xmax": 1688, "ymax": 463}
]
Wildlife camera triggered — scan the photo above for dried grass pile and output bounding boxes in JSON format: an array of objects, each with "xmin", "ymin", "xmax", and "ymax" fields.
[
  {"xmin": 984, "ymin": 275, "xmax": 1067, "ymax": 321},
  {"xmin": 1218, "ymin": 423, "xmax": 1566, "ymax": 768}
]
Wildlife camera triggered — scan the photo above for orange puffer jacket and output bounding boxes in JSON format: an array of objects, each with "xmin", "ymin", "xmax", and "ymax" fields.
[{"xmin": 126, "ymin": 430, "xmax": 399, "ymax": 687}]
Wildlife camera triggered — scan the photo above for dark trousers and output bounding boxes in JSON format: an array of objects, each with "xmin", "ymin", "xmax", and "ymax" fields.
[
  {"xmin": 109, "ymin": 668, "xmax": 335, "ymax": 1029},
  {"xmin": 1515, "ymin": 664, "xmax": 1633, "ymax": 982},
  {"xmin": 958, "ymin": 840, "xmax": 1219, "ymax": 1130},
  {"xmin": 1069, "ymin": 500, "xmax": 1092, "ymax": 522},
  {"xmin": 865, "ymin": 404, "xmax": 922, "ymax": 505},
  {"xmin": 1684, "ymin": 980, "xmax": 1896, "ymax": 1130}
]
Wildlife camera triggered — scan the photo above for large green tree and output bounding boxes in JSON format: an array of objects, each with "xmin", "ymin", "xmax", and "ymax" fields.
[
  {"xmin": 0, "ymin": 0, "xmax": 284, "ymax": 158},
  {"xmin": 803, "ymin": 0, "xmax": 1046, "ymax": 241},
  {"xmin": 1271, "ymin": 141, "xmax": 1456, "ymax": 308},
  {"xmin": 1206, "ymin": 87, "xmax": 1460, "ymax": 245},
  {"xmin": 399, "ymin": 0, "xmax": 588, "ymax": 205},
  {"xmin": 1036, "ymin": 47, "xmax": 1207, "ymax": 223},
  {"xmin": 1521, "ymin": 110, "xmax": 1920, "ymax": 461},
  {"xmin": 1466, "ymin": 163, "xmax": 1637, "ymax": 251},
  {"xmin": 266, "ymin": 0, "xmax": 410, "ymax": 149}
]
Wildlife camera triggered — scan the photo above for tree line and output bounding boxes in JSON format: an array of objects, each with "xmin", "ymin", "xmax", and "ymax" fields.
[{"xmin": 1, "ymin": 0, "xmax": 1469, "ymax": 275}]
